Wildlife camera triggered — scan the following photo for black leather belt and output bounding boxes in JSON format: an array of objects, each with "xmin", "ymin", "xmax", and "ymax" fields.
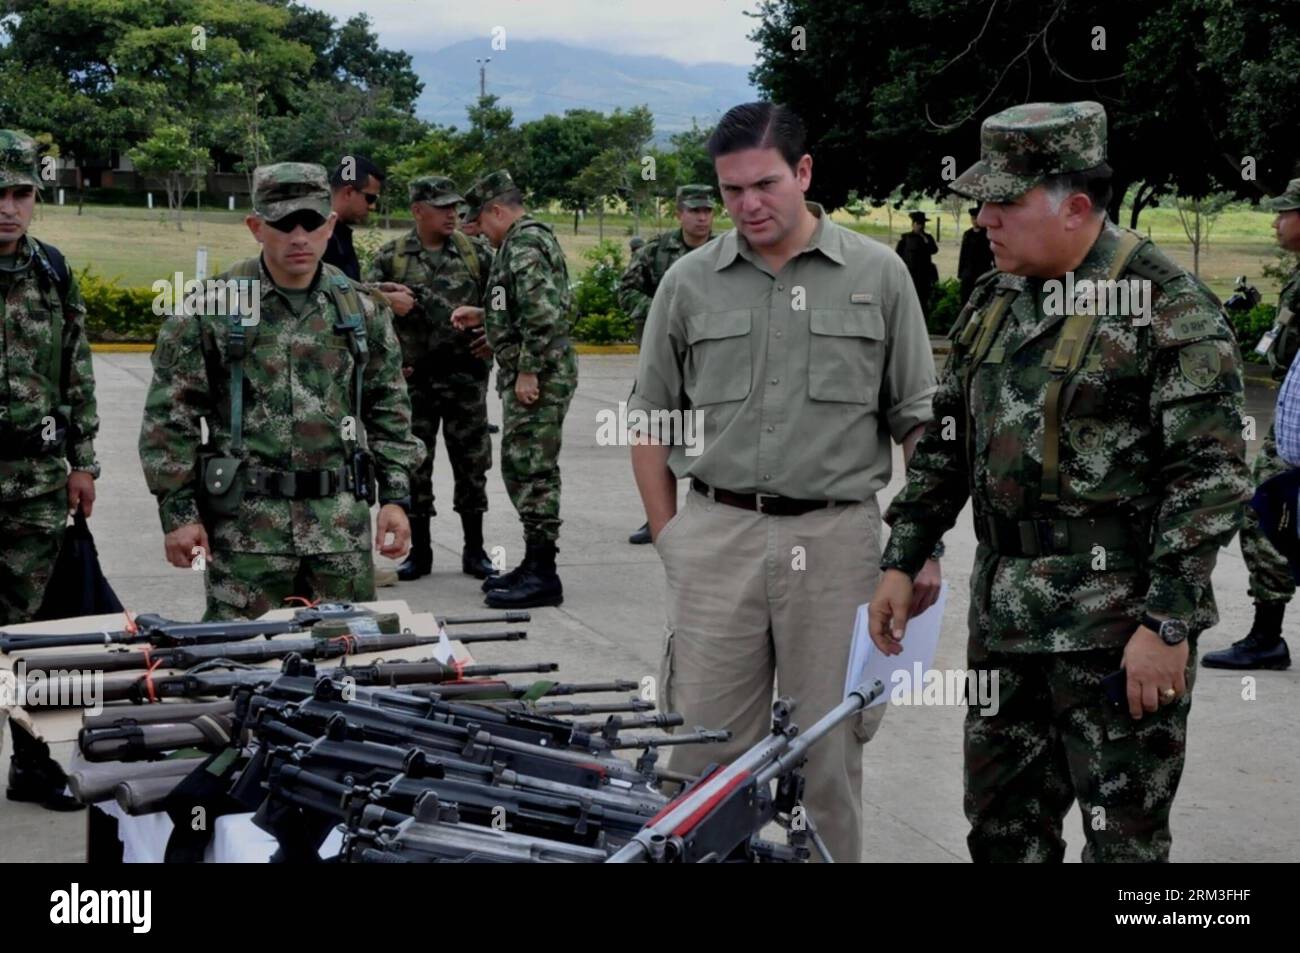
[
  {"xmin": 691, "ymin": 478, "xmax": 850, "ymax": 516},
  {"xmin": 244, "ymin": 464, "xmax": 351, "ymax": 500},
  {"xmin": 976, "ymin": 513, "xmax": 1149, "ymax": 558}
]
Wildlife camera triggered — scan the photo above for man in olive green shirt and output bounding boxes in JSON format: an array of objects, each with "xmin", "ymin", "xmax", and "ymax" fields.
[{"xmin": 629, "ymin": 102, "xmax": 941, "ymax": 862}]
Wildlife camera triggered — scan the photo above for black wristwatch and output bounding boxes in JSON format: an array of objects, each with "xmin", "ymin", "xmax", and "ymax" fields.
[{"xmin": 1141, "ymin": 613, "xmax": 1189, "ymax": 646}]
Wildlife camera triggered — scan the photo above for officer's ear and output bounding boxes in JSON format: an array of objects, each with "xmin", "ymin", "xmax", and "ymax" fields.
[
  {"xmin": 245, "ymin": 215, "xmax": 264, "ymax": 244},
  {"xmin": 321, "ymin": 211, "xmax": 337, "ymax": 240}
]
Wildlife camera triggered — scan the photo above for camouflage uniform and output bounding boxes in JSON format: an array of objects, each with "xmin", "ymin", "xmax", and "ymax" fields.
[
  {"xmin": 880, "ymin": 103, "xmax": 1251, "ymax": 862},
  {"xmin": 617, "ymin": 185, "xmax": 715, "ymax": 342},
  {"xmin": 465, "ymin": 170, "xmax": 578, "ymax": 545},
  {"xmin": 138, "ymin": 163, "xmax": 424, "ymax": 620},
  {"xmin": 0, "ymin": 130, "xmax": 100, "ymax": 626},
  {"xmin": 1239, "ymin": 246, "xmax": 1300, "ymax": 605},
  {"xmin": 366, "ymin": 177, "xmax": 495, "ymax": 521}
]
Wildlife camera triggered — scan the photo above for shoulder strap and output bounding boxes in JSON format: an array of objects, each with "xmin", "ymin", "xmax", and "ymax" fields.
[
  {"xmin": 1039, "ymin": 228, "xmax": 1147, "ymax": 502},
  {"xmin": 654, "ymin": 235, "xmax": 674, "ymax": 280},
  {"xmin": 221, "ymin": 259, "xmax": 263, "ymax": 453},
  {"xmin": 30, "ymin": 239, "xmax": 71, "ymax": 407},
  {"xmin": 324, "ymin": 268, "xmax": 369, "ymax": 448},
  {"xmin": 451, "ymin": 231, "xmax": 481, "ymax": 284},
  {"xmin": 959, "ymin": 278, "xmax": 1020, "ymax": 483},
  {"xmin": 391, "ymin": 243, "xmax": 411, "ymax": 286}
]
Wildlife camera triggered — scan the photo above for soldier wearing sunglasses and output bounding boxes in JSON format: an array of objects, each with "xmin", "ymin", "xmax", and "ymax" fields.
[{"xmin": 139, "ymin": 162, "xmax": 425, "ymax": 619}]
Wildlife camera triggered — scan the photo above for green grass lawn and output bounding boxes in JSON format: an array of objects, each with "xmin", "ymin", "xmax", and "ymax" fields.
[{"xmin": 28, "ymin": 198, "xmax": 1290, "ymax": 302}]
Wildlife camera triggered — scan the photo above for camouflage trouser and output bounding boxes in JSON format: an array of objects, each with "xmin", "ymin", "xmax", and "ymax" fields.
[
  {"xmin": 408, "ymin": 366, "xmax": 492, "ymax": 519},
  {"xmin": 500, "ymin": 353, "xmax": 577, "ymax": 544},
  {"xmin": 1241, "ymin": 423, "xmax": 1295, "ymax": 604},
  {"xmin": 202, "ymin": 549, "xmax": 376, "ymax": 620},
  {"xmin": 0, "ymin": 490, "xmax": 67, "ymax": 626},
  {"xmin": 964, "ymin": 638, "xmax": 1196, "ymax": 863}
]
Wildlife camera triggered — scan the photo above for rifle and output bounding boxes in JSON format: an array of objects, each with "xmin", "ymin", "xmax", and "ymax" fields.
[
  {"xmin": 39, "ymin": 658, "xmax": 561, "ymax": 707},
  {"xmin": 606, "ymin": 679, "xmax": 885, "ymax": 864},
  {"xmin": 420, "ymin": 678, "xmax": 640, "ymax": 702},
  {"xmin": 15, "ymin": 626, "xmax": 527, "ymax": 676},
  {"xmin": 347, "ymin": 793, "xmax": 611, "ymax": 863},
  {"xmin": 1, "ymin": 606, "xmax": 528, "ymax": 653}
]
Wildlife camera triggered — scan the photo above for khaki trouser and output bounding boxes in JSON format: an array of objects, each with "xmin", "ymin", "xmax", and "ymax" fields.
[{"xmin": 654, "ymin": 487, "xmax": 884, "ymax": 862}]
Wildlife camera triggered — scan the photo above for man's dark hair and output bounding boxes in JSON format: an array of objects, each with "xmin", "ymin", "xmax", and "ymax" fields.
[
  {"xmin": 706, "ymin": 102, "xmax": 807, "ymax": 170},
  {"xmin": 330, "ymin": 154, "xmax": 385, "ymax": 191},
  {"xmin": 1042, "ymin": 164, "xmax": 1113, "ymax": 217},
  {"xmin": 484, "ymin": 188, "xmax": 524, "ymax": 213}
]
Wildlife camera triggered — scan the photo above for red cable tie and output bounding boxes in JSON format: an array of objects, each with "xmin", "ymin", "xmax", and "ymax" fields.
[{"xmin": 144, "ymin": 656, "xmax": 163, "ymax": 704}]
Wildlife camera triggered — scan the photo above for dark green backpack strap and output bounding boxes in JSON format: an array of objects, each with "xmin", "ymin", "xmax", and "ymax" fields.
[
  {"xmin": 30, "ymin": 239, "xmax": 71, "ymax": 413},
  {"xmin": 450, "ymin": 231, "xmax": 481, "ymax": 284},
  {"xmin": 220, "ymin": 259, "xmax": 263, "ymax": 453},
  {"xmin": 324, "ymin": 270, "xmax": 369, "ymax": 436}
]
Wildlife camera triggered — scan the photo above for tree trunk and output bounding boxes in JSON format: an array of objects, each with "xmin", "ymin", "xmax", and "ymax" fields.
[
  {"xmin": 573, "ymin": 207, "xmax": 580, "ymax": 234},
  {"xmin": 598, "ymin": 200, "xmax": 604, "ymax": 242}
]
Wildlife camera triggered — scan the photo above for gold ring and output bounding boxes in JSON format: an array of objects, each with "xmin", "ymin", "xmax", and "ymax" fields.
[{"xmin": 1160, "ymin": 688, "xmax": 1177, "ymax": 702}]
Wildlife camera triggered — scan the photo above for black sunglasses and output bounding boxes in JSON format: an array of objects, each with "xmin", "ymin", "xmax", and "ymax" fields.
[
  {"xmin": 361, "ymin": 191, "xmax": 380, "ymax": 206},
  {"xmin": 266, "ymin": 210, "xmax": 328, "ymax": 233}
]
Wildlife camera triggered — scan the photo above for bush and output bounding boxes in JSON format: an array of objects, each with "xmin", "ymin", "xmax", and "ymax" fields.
[
  {"xmin": 572, "ymin": 310, "xmax": 635, "ymax": 344},
  {"xmin": 78, "ymin": 269, "xmax": 165, "ymax": 343},
  {"xmin": 573, "ymin": 240, "xmax": 627, "ymax": 319},
  {"xmin": 1229, "ymin": 301, "xmax": 1277, "ymax": 362},
  {"xmin": 927, "ymin": 277, "xmax": 963, "ymax": 335}
]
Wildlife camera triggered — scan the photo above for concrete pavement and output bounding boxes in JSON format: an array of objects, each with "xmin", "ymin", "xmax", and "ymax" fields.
[{"xmin": 1, "ymin": 353, "xmax": 1295, "ymax": 862}]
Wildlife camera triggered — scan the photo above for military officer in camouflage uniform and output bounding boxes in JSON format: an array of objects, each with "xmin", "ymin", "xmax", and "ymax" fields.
[
  {"xmin": 0, "ymin": 130, "xmax": 100, "ymax": 623},
  {"xmin": 870, "ymin": 102, "xmax": 1251, "ymax": 862},
  {"xmin": 1204, "ymin": 176, "xmax": 1300, "ymax": 670},
  {"xmin": 618, "ymin": 184, "xmax": 715, "ymax": 545},
  {"xmin": 0, "ymin": 129, "xmax": 100, "ymax": 809},
  {"xmin": 139, "ymin": 162, "xmax": 424, "ymax": 620},
  {"xmin": 366, "ymin": 176, "xmax": 497, "ymax": 582},
  {"xmin": 452, "ymin": 170, "xmax": 578, "ymax": 608}
]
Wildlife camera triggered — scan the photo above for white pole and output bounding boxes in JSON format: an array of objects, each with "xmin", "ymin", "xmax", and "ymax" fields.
[
  {"xmin": 195, "ymin": 247, "xmax": 208, "ymax": 282},
  {"xmin": 147, "ymin": 192, "xmax": 153, "ymax": 210},
  {"xmin": 228, "ymin": 194, "xmax": 235, "ymax": 211},
  {"xmin": 57, "ymin": 189, "xmax": 65, "ymax": 206}
]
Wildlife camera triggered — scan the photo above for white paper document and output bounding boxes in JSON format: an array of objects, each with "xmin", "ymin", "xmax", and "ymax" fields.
[{"xmin": 844, "ymin": 582, "xmax": 948, "ymax": 706}]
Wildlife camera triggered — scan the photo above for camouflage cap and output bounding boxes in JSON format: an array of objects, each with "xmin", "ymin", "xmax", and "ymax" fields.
[
  {"xmin": 463, "ymin": 169, "xmax": 518, "ymax": 221},
  {"xmin": 950, "ymin": 101, "xmax": 1108, "ymax": 203},
  {"xmin": 1263, "ymin": 177, "xmax": 1300, "ymax": 213},
  {"xmin": 410, "ymin": 175, "xmax": 463, "ymax": 207},
  {"xmin": 252, "ymin": 162, "xmax": 332, "ymax": 221},
  {"xmin": 0, "ymin": 130, "xmax": 41, "ymax": 190},
  {"xmin": 676, "ymin": 184, "xmax": 715, "ymax": 209}
]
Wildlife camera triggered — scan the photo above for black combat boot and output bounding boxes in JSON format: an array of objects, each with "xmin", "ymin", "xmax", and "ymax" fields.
[
  {"xmin": 6, "ymin": 722, "xmax": 83, "ymax": 812},
  {"xmin": 484, "ymin": 540, "xmax": 563, "ymax": 609},
  {"xmin": 397, "ymin": 517, "xmax": 433, "ymax": 581},
  {"xmin": 628, "ymin": 522, "xmax": 651, "ymax": 545},
  {"xmin": 1202, "ymin": 601, "xmax": 1291, "ymax": 670},
  {"xmin": 460, "ymin": 511, "xmax": 497, "ymax": 580}
]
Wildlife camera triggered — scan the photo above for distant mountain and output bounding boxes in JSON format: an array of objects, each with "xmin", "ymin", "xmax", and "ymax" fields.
[{"xmin": 409, "ymin": 39, "xmax": 756, "ymax": 138}]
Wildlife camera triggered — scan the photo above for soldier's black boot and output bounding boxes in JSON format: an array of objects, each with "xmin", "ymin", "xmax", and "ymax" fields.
[
  {"xmin": 6, "ymin": 723, "xmax": 83, "ymax": 812},
  {"xmin": 628, "ymin": 522, "xmax": 651, "ymax": 545},
  {"xmin": 1202, "ymin": 601, "xmax": 1291, "ymax": 670},
  {"xmin": 485, "ymin": 540, "xmax": 563, "ymax": 609},
  {"xmin": 460, "ymin": 511, "xmax": 497, "ymax": 580},
  {"xmin": 397, "ymin": 517, "xmax": 433, "ymax": 581}
]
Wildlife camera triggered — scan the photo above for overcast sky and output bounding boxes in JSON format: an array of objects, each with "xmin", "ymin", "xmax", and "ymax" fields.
[{"xmin": 307, "ymin": 0, "xmax": 763, "ymax": 65}]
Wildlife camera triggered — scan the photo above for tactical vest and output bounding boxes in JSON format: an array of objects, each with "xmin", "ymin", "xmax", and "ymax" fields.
[
  {"xmin": 195, "ymin": 260, "xmax": 374, "ymax": 516},
  {"xmin": 390, "ymin": 230, "xmax": 481, "ymax": 287},
  {"xmin": 951, "ymin": 230, "xmax": 1165, "ymax": 508}
]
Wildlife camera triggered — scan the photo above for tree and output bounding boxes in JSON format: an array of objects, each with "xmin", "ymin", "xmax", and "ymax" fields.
[
  {"xmin": 523, "ymin": 110, "xmax": 610, "ymax": 232},
  {"xmin": 129, "ymin": 123, "xmax": 210, "ymax": 230},
  {"xmin": 749, "ymin": 0, "xmax": 1300, "ymax": 223},
  {"xmin": 1171, "ymin": 191, "xmax": 1234, "ymax": 277},
  {"xmin": 573, "ymin": 107, "xmax": 655, "ymax": 239}
]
